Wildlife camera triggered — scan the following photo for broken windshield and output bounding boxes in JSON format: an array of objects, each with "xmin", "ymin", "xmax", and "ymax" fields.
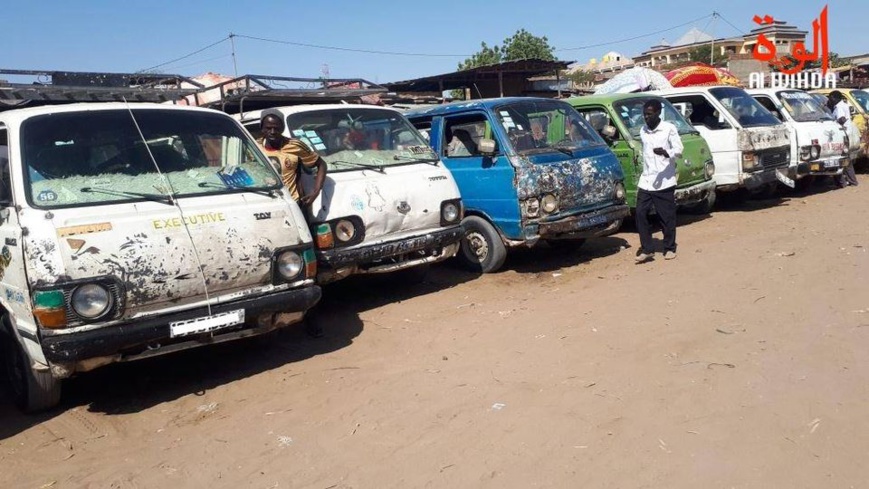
[
  {"xmin": 777, "ymin": 90, "xmax": 833, "ymax": 122},
  {"xmin": 283, "ymin": 108, "xmax": 436, "ymax": 172},
  {"xmin": 22, "ymin": 109, "xmax": 280, "ymax": 208}
]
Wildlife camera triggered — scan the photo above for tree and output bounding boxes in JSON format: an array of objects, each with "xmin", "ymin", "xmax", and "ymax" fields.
[
  {"xmin": 565, "ymin": 69, "xmax": 596, "ymax": 87},
  {"xmin": 452, "ymin": 29, "xmax": 556, "ymax": 99},
  {"xmin": 688, "ymin": 45, "xmax": 713, "ymax": 64}
]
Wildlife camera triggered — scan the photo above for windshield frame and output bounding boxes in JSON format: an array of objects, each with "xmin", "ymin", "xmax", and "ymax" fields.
[
  {"xmin": 775, "ymin": 90, "xmax": 834, "ymax": 122},
  {"xmin": 851, "ymin": 90, "xmax": 869, "ymax": 113},
  {"xmin": 710, "ymin": 86, "xmax": 782, "ymax": 128},
  {"xmin": 283, "ymin": 107, "xmax": 438, "ymax": 174},
  {"xmin": 492, "ymin": 99, "xmax": 606, "ymax": 156},
  {"xmin": 612, "ymin": 96, "xmax": 699, "ymax": 139},
  {"xmin": 20, "ymin": 109, "xmax": 282, "ymax": 210}
]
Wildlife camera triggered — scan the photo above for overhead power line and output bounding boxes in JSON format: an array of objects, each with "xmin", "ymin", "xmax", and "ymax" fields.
[
  {"xmin": 232, "ymin": 34, "xmax": 471, "ymax": 57},
  {"xmin": 715, "ymin": 12, "xmax": 747, "ymax": 35},
  {"xmin": 137, "ymin": 36, "xmax": 230, "ymax": 73},
  {"xmin": 556, "ymin": 13, "xmax": 714, "ymax": 51}
]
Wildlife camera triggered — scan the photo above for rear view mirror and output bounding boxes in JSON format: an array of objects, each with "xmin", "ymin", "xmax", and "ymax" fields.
[{"xmin": 478, "ymin": 138, "xmax": 496, "ymax": 155}]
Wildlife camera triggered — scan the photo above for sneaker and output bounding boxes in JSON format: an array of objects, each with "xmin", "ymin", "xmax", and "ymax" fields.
[
  {"xmin": 664, "ymin": 251, "xmax": 677, "ymax": 260},
  {"xmin": 635, "ymin": 251, "xmax": 654, "ymax": 263}
]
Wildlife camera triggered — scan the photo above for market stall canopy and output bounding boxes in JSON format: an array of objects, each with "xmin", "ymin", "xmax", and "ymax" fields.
[
  {"xmin": 593, "ymin": 67, "xmax": 672, "ymax": 95},
  {"xmin": 665, "ymin": 63, "xmax": 742, "ymax": 88}
]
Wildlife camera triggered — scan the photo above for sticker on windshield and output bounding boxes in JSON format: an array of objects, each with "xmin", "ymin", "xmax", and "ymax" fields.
[
  {"xmin": 781, "ymin": 91, "xmax": 813, "ymax": 100},
  {"xmin": 314, "ymin": 143, "xmax": 327, "ymax": 151},
  {"xmin": 305, "ymin": 130, "xmax": 318, "ymax": 138},
  {"xmin": 37, "ymin": 190, "xmax": 57, "ymax": 202},
  {"xmin": 218, "ymin": 167, "xmax": 254, "ymax": 188},
  {"xmin": 292, "ymin": 129, "xmax": 305, "ymax": 137},
  {"xmin": 500, "ymin": 111, "xmax": 511, "ymax": 117},
  {"xmin": 407, "ymin": 145, "xmax": 430, "ymax": 155}
]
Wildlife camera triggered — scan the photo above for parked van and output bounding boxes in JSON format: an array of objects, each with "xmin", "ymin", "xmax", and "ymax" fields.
[
  {"xmin": 0, "ymin": 103, "xmax": 321, "ymax": 411},
  {"xmin": 238, "ymin": 105, "xmax": 463, "ymax": 283},
  {"xmin": 811, "ymin": 88, "xmax": 869, "ymax": 161},
  {"xmin": 749, "ymin": 88, "xmax": 851, "ymax": 181},
  {"xmin": 406, "ymin": 98, "xmax": 629, "ymax": 273},
  {"xmin": 657, "ymin": 86, "xmax": 791, "ymax": 194},
  {"xmin": 569, "ymin": 93, "xmax": 717, "ymax": 213}
]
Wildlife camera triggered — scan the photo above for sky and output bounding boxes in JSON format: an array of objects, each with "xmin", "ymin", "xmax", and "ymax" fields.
[{"xmin": 3, "ymin": 0, "xmax": 866, "ymax": 85}]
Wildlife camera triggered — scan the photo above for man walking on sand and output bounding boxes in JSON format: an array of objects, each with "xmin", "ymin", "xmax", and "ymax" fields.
[{"xmin": 635, "ymin": 99, "xmax": 683, "ymax": 264}]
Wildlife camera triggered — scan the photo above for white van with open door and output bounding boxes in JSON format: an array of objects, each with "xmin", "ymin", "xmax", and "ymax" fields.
[
  {"xmin": 238, "ymin": 105, "xmax": 463, "ymax": 283},
  {"xmin": 0, "ymin": 103, "xmax": 321, "ymax": 412},
  {"xmin": 658, "ymin": 86, "xmax": 792, "ymax": 195}
]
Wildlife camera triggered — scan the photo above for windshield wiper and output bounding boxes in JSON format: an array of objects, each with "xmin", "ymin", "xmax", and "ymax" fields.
[
  {"xmin": 393, "ymin": 154, "xmax": 440, "ymax": 165},
  {"xmin": 330, "ymin": 160, "xmax": 385, "ymax": 172},
  {"xmin": 81, "ymin": 186, "xmax": 174, "ymax": 205},
  {"xmin": 197, "ymin": 181, "xmax": 279, "ymax": 198},
  {"xmin": 549, "ymin": 146, "xmax": 575, "ymax": 157}
]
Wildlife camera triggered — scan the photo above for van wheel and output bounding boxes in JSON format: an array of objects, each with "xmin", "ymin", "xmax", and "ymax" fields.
[
  {"xmin": 685, "ymin": 190, "xmax": 716, "ymax": 214},
  {"xmin": 2, "ymin": 320, "xmax": 61, "ymax": 413},
  {"xmin": 459, "ymin": 216, "xmax": 507, "ymax": 273}
]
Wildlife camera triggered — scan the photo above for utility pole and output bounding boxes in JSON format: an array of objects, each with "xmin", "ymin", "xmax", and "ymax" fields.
[
  {"xmin": 710, "ymin": 12, "xmax": 717, "ymax": 66},
  {"xmin": 229, "ymin": 33, "xmax": 239, "ymax": 78}
]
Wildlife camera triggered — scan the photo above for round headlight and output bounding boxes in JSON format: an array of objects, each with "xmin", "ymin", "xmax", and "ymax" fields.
[
  {"xmin": 541, "ymin": 194, "xmax": 558, "ymax": 214},
  {"xmin": 525, "ymin": 198, "xmax": 540, "ymax": 217},
  {"xmin": 276, "ymin": 251, "xmax": 303, "ymax": 280},
  {"xmin": 334, "ymin": 219, "xmax": 356, "ymax": 242},
  {"xmin": 442, "ymin": 202, "xmax": 459, "ymax": 223},
  {"xmin": 615, "ymin": 183, "xmax": 626, "ymax": 201},
  {"xmin": 705, "ymin": 161, "xmax": 715, "ymax": 178},
  {"xmin": 71, "ymin": 284, "xmax": 111, "ymax": 319}
]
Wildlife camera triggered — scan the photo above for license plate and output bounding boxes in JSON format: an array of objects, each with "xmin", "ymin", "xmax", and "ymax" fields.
[
  {"xmin": 824, "ymin": 160, "xmax": 840, "ymax": 169},
  {"xmin": 170, "ymin": 309, "xmax": 245, "ymax": 338},
  {"xmin": 584, "ymin": 214, "xmax": 608, "ymax": 227},
  {"xmin": 775, "ymin": 169, "xmax": 795, "ymax": 188}
]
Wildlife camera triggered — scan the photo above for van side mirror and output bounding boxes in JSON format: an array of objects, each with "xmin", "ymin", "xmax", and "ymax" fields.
[
  {"xmin": 850, "ymin": 106, "xmax": 857, "ymax": 116},
  {"xmin": 478, "ymin": 138, "xmax": 496, "ymax": 155},
  {"xmin": 601, "ymin": 125, "xmax": 617, "ymax": 139}
]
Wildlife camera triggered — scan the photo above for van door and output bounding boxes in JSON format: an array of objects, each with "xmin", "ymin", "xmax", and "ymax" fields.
[
  {"xmin": 0, "ymin": 128, "xmax": 31, "ymax": 326},
  {"xmin": 432, "ymin": 113, "xmax": 522, "ymax": 239},
  {"xmin": 668, "ymin": 94, "xmax": 740, "ymax": 188}
]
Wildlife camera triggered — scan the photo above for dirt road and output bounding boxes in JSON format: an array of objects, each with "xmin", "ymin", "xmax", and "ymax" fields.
[{"xmin": 2, "ymin": 177, "xmax": 869, "ymax": 489}]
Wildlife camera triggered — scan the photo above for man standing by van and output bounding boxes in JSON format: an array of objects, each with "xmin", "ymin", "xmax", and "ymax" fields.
[
  {"xmin": 257, "ymin": 110, "xmax": 328, "ymax": 207},
  {"xmin": 635, "ymin": 99, "xmax": 683, "ymax": 263},
  {"xmin": 827, "ymin": 91, "xmax": 859, "ymax": 188}
]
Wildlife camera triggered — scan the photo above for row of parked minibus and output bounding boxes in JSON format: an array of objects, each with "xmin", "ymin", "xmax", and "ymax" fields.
[{"xmin": 0, "ymin": 81, "xmax": 863, "ymax": 411}]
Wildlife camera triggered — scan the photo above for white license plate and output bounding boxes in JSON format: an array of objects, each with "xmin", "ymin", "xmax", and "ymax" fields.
[
  {"xmin": 170, "ymin": 309, "xmax": 245, "ymax": 338},
  {"xmin": 824, "ymin": 160, "xmax": 840, "ymax": 169}
]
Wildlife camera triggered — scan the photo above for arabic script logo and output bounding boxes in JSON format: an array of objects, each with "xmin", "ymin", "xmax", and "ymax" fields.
[{"xmin": 751, "ymin": 5, "xmax": 829, "ymax": 75}]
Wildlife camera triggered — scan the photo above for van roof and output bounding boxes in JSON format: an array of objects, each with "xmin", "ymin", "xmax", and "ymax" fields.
[
  {"xmin": 234, "ymin": 104, "xmax": 403, "ymax": 123},
  {"xmin": 0, "ymin": 102, "xmax": 223, "ymax": 126},
  {"xmin": 567, "ymin": 93, "xmax": 666, "ymax": 106},
  {"xmin": 653, "ymin": 85, "xmax": 747, "ymax": 95},
  {"xmin": 404, "ymin": 97, "xmax": 570, "ymax": 118}
]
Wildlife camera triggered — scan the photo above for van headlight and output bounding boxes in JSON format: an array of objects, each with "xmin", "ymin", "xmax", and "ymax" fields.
[
  {"xmin": 334, "ymin": 219, "xmax": 357, "ymax": 242},
  {"xmin": 440, "ymin": 199, "xmax": 462, "ymax": 225},
  {"xmin": 741, "ymin": 152, "xmax": 759, "ymax": 171},
  {"xmin": 799, "ymin": 146, "xmax": 813, "ymax": 161},
  {"xmin": 614, "ymin": 183, "xmax": 626, "ymax": 202},
  {"xmin": 541, "ymin": 194, "xmax": 558, "ymax": 214},
  {"xmin": 70, "ymin": 283, "xmax": 112, "ymax": 319},
  {"xmin": 276, "ymin": 250, "xmax": 304, "ymax": 280}
]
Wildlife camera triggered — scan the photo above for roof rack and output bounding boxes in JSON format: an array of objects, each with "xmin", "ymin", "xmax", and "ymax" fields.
[
  {"xmin": 186, "ymin": 74, "xmax": 389, "ymax": 114},
  {"xmin": 0, "ymin": 69, "xmax": 203, "ymax": 111}
]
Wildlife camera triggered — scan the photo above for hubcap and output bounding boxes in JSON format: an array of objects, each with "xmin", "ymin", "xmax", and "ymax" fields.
[{"xmin": 465, "ymin": 231, "xmax": 489, "ymax": 261}]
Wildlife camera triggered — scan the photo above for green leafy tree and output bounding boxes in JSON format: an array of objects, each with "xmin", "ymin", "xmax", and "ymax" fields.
[
  {"xmin": 452, "ymin": 29, "xmax": 555, "ymax": 99},
  {"xmin": 565, "ymin": 69, "xmax": 596, "ymax": 87}
]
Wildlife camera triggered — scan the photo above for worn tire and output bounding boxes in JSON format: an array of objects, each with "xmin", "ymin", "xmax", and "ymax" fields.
[
  {"xmin": 458, "ymin": 216, "xmax": 507, "ymax": 273},
  {"xmin": 2, "ymin": 318, "xmax": 61, "ymax": 413}
]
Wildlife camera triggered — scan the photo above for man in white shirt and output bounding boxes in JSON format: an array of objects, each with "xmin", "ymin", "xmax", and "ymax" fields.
[
  {"xmin": 635, "ymin": 99, "xmax": 684, "ymax": 263},
  {"xmin": 828, "ymin": 91, "xmax": 859, "ymax": 187}
]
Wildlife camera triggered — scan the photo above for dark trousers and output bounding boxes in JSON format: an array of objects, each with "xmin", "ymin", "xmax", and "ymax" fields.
[
  {"xmin": 839, "ymin": 163, "xmax": 859, "ymax": 187},
  {"xmin": 636, "ymin": 187, "xmax": 677, "ymax": 254}
]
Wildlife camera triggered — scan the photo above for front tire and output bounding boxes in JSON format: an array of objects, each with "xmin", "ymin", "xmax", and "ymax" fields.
[
  {"xmin": 2, "ymin": 318, "xmax": 61, "ymax": 413},
  {"xmin": 458, "ymin": 216, "xmax": 507, "ymax": 273}
]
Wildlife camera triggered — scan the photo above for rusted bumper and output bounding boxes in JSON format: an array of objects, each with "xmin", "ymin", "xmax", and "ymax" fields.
[
  {"xmin": 535, "ymin": 204, "xmax": 630, "ymax": 238},
  {"xmin": 318, "ymin": 225, "xmax": 464, "ymax": 269},
  {"xmin": 40, "ymin": 285, "xmax": 322, "ymax": 364},
  {"xmin": 675, "ymin": 179, "xmax": 716, "ymax": 206}
]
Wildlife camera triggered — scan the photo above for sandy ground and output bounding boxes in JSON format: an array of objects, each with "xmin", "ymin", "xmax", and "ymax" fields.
[{"xmin": 2, "ymin": 176, "xmax": 869, "ymax": 489}]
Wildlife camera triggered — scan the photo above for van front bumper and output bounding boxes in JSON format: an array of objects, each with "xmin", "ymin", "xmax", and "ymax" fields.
[
  {"xmin": 40, "ymin": 285, "xmax": 322, "ymax": 364},
  {"xmin": 534, "ymin": 204, "xmax": 630, "ymax": 239},
  {"xmin": 318, "ymin": 225, "xmax": 464, "ymax": 269},
  {"xmin": 675, "ymin": 180, "xmax": 716, "ymax": 206},
  {"xmin": 796, "ymin": 156, "xmax": 849, "ymax": 177}
]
